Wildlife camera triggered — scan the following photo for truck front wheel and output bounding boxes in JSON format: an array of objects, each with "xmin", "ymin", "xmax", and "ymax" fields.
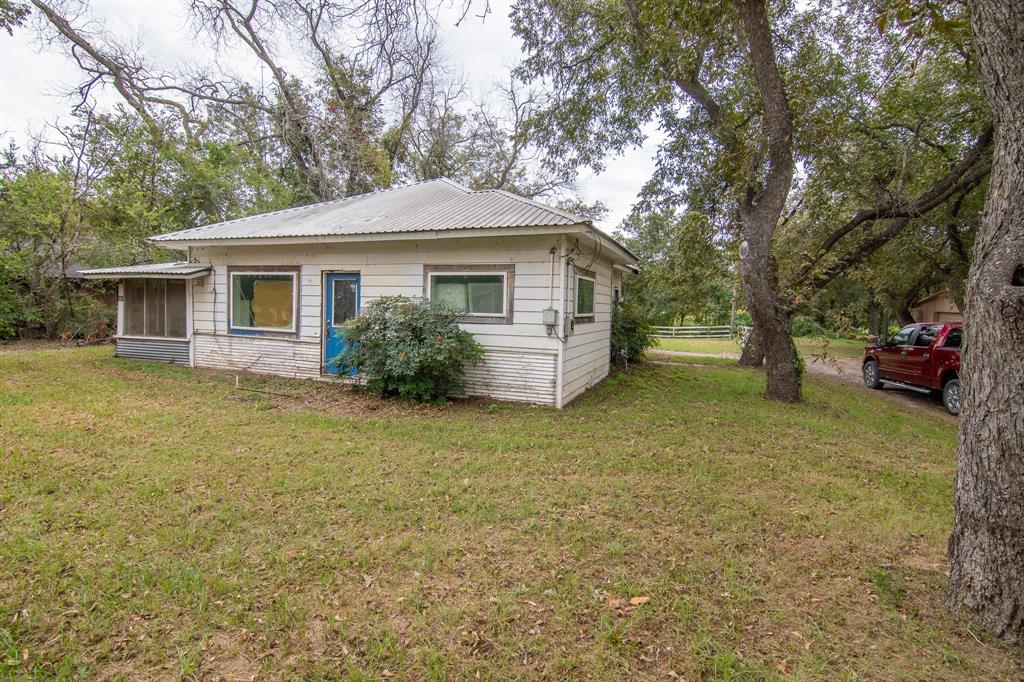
[
  {"xmin": 943, "ymin": 378, "xmax": 961, "ymax": 416},
  {"xmin": 863, "ymin": 360, "xmax": 882, "ymax": 389}
]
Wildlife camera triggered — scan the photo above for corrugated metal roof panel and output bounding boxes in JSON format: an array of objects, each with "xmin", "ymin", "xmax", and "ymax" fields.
[
  {"xmin": 149, "ymin": 178, "xmax": 585, "ymax": 243},
  {"xmin": 78, "ymin": 262, "xmax": 211, "ymax": 279}
]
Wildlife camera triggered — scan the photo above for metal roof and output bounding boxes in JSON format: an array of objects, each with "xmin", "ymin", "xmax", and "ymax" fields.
[
  {"xmin": 150, "ymin": 178, "xmax": 588, "ymax": 243},
  {"xmin": 77, "ymin": 262, "xmax": 212, "ymax": 279}
]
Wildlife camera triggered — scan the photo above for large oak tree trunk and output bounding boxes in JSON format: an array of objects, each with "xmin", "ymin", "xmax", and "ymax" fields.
[
  {"xmin": 734, "ymin": 0, "xmax": 802, "ymax": 403},
  {"xmin": 739, "ymin": 207, "xmax": 801, "ymax": 401},
  {"xmin": 948, "ymin": 0, "xmax": 1024, "ymax": 641},
  {"xmin": 739, "ymin": 326, "xmax": 764, "ymax": 367}
]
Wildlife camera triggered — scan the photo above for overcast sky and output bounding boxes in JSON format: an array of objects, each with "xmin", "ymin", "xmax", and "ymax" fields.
[{"xmin": 0, "ymin": 0, "xmax": 663, "ymax": 231}]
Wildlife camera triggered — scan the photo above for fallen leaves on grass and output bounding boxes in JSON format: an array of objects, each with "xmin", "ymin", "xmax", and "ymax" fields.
[{"xmin": 606, "ymin": 594, "xmax": 651, "ymax": 615}]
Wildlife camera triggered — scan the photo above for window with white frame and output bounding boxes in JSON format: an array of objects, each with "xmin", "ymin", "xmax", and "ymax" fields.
[
  {"xmin": 424, "ymin": 265, "xmax": 514, "ymax": 324},
  {"xmin": 575, "ymin": 273, "xmax": 596, "ymax": 318},
  {"xmin": 123, "ymin": 278, "xmax": 187, "ymax": 338},
  {"xmin": 229, "ymin": 270, "xmax": 298, "ymax": 333}
]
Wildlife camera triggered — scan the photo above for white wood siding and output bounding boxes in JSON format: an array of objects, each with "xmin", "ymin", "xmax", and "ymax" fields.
[
  {"xmin": 193, "ymin": 334, "xmax": 321, "ymax": 379},
  {"xmin": 561, "ymin": 255, "xmax": 614, "ymax": 405},
  {"xmin": 463, "ymin": 349, "xmax": 558, "ymax": 405},
  {"xmin": 189, "ymin": 236, "xmax": 563, "ymax": 404}
]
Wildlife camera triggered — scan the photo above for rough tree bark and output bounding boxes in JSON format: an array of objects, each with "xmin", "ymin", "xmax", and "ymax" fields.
[
  {"xmin": 735, "ymin": 0, "xmax": 801, "ymax": 401},
  {"xmin": 738, "ymin": 326, "xmax": 764, "ymax": 367},
  {"xmin": 948, "ymin": 0, "xmax": 1024, "ymax": 641},
  {"xmin": 867, "ymin": 299, "xmax": 881, "ymax": 341}
]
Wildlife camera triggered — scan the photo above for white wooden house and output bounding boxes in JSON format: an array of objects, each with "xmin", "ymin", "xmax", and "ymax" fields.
[{"xmin": 80, "ymin": 179, "xmax": 638, "ymax": 407}]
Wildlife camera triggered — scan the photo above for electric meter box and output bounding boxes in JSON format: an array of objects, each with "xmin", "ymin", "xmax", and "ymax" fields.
[{"xmin": 542, "ymin": 307, "xmax": 558, "ymax": 327}]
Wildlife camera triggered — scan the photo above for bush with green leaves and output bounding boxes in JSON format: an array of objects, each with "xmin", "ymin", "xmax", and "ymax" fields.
[
  {"xmin": 611, "ymin": 301, "xmax": 655, "ymax": 362},
  {"xmin": 333, "ymin": 296, "xmax": 484, "ymax": 403}
]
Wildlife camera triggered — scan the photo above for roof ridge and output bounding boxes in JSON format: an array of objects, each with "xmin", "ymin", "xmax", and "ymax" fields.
[
  {"xmin": 153, "ymin": 178, "xmax": 462, "ymax": 241},
  {"xmin": 434, "ymin": 177, "xmax": 472, "ymax": 193}
]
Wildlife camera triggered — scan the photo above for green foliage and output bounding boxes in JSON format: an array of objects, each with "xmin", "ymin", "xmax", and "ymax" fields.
[
  {"xmin": 0, "ymin": 108, "xmax": 298, "ymax": 339},
  {"xmin": 611, "ymin": 301, "xmax": 655, "ymax": 362},
  {"xmin": 512, "ymin": 0, "xmax": 988, "ymax": 350},
  {"xmin": 0, "ymin": 250, "xmax": 34, "ymax": 339},
  {"xmin": 0, "ymin": 0, "xmax": 28, "ymax": 35},
  {"xmin": 616, "ymin": 209, "xmax": 735, "ymax": 325},
  {"xmin": 789, "ymin": 315, "xmax": 829, "ymax": 338},
  {"xmin": 335, "ymin": 296, "xmax": 484, "ymax": 403}
]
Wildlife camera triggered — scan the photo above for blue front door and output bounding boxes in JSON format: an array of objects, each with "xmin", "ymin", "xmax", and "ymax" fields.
[{"xmin": 323, "ymin": 273, "xmax": 360, "ymax": 374}]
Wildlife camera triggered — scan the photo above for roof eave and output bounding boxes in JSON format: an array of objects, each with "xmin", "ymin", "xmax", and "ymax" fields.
[{"xmin": 149, "ymin": 224, "xmax": 637, "ymax": 263}]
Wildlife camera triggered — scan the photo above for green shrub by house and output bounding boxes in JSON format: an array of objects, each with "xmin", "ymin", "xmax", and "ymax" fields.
[
  {"xmin": 611, "ymin": 300, "xmax": 655, "ymax": 362},
  {"xmin": 333, "ymin": 296, "xmax": 484, "ymax": 403}
]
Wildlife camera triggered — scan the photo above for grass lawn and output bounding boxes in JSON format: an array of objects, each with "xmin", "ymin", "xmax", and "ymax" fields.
[
  {"xmin": 1, "ymin": 348, "xmax": 1019, "ymax": 680},
  {"xmin": 655, "ymin": 336, "xmax": 868, "ymax": 359}
]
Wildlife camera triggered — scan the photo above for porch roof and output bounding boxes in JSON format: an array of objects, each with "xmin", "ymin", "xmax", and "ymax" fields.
[{"xmin": 77, "ymin": 262, "xmax": 211, "ymax": 280}]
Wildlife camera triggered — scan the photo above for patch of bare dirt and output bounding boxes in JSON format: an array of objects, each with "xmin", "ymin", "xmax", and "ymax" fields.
[
  {"xmin": 0, "ymin": 340, "xmax": 70, "ymax": 353},
  {"xmin": 203, "ymin": 631, "xmax": 260, "ymax": 682}
]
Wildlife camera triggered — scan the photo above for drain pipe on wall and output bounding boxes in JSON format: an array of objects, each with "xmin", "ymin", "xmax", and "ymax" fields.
[{"xmin": 548, "ymin": 246, "xmax": 556, "ymax": 309}]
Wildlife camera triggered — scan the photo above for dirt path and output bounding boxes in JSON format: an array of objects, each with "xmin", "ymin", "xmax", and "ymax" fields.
[{"xmin": 649, "ymin": 349, "xmax": 954, "ymax": 420}]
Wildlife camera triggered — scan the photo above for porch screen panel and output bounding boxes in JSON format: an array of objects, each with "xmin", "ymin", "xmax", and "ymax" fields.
[
  {"xmin": 121, "ymin": 278, "xmax": 186, "ymax": 339},
  {"xmin": 166, "ymin": 280, "xmax": 187, "ymax": 337},
  {"xmin": 145, "ymin": 279, "xmax": 166, "ymax": 336},
  {"xmin": 124, "ymin": 280, "xmax": 146, "ymax": 336}
]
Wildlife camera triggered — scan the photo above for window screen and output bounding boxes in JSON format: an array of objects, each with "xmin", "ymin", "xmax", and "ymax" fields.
[
  {"xmin": 166, "ymin": 280, "xmax": 187, "ymax": 337},
  {"xmin": 576, "ymin": 276, "xmax": 595, "ymax": 316},
  {"xmin": 145, "ymin": 280, "xmax": 166, "ymax": 337},
  {"xmin": 124, "ymin": 280, "xmax": 146, "ymax": 336},
  {"xmin": 430, "ymin": 274, "xmax": 504, "ymax": 315},
  {"xmin": 231, "ymin": 273, "xmax": 296, "ymax": 330},
  {"xmin": 122, "ymin": 278, "xmax": 187, "ymax": 338}
]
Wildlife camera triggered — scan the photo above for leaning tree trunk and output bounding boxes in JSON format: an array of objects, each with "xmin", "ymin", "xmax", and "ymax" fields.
[
  {"xmin": 738, "ymin": 325, "xmax": 765, "ymax": 367},
  {"xmin": 948, "ymin": 0, "xmax": 1024, "ymax": 641},
  {"xmin": 730, "ymin": 0, "xmax": 802, "ymax": 402}
]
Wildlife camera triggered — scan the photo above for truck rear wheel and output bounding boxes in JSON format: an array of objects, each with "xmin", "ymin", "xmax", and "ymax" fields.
[
  {"xmin": 943, "ymin": 378, "xmax": 961, "ymax": 416},
  {"xmin": 863, "ymin": 360, "xmax": 882, "ymax": 389}
]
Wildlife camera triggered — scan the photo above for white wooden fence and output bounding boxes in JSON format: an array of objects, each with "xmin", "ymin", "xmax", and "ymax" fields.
[{"xmin": 652, "ymin": 325, "xmax": 735, "ymax": 339}]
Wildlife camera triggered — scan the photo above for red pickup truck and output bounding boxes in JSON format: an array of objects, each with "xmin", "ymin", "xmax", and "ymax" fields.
[{"xmin": 862, "ymin": 322, "xmax": 962, "ymax": 415}]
